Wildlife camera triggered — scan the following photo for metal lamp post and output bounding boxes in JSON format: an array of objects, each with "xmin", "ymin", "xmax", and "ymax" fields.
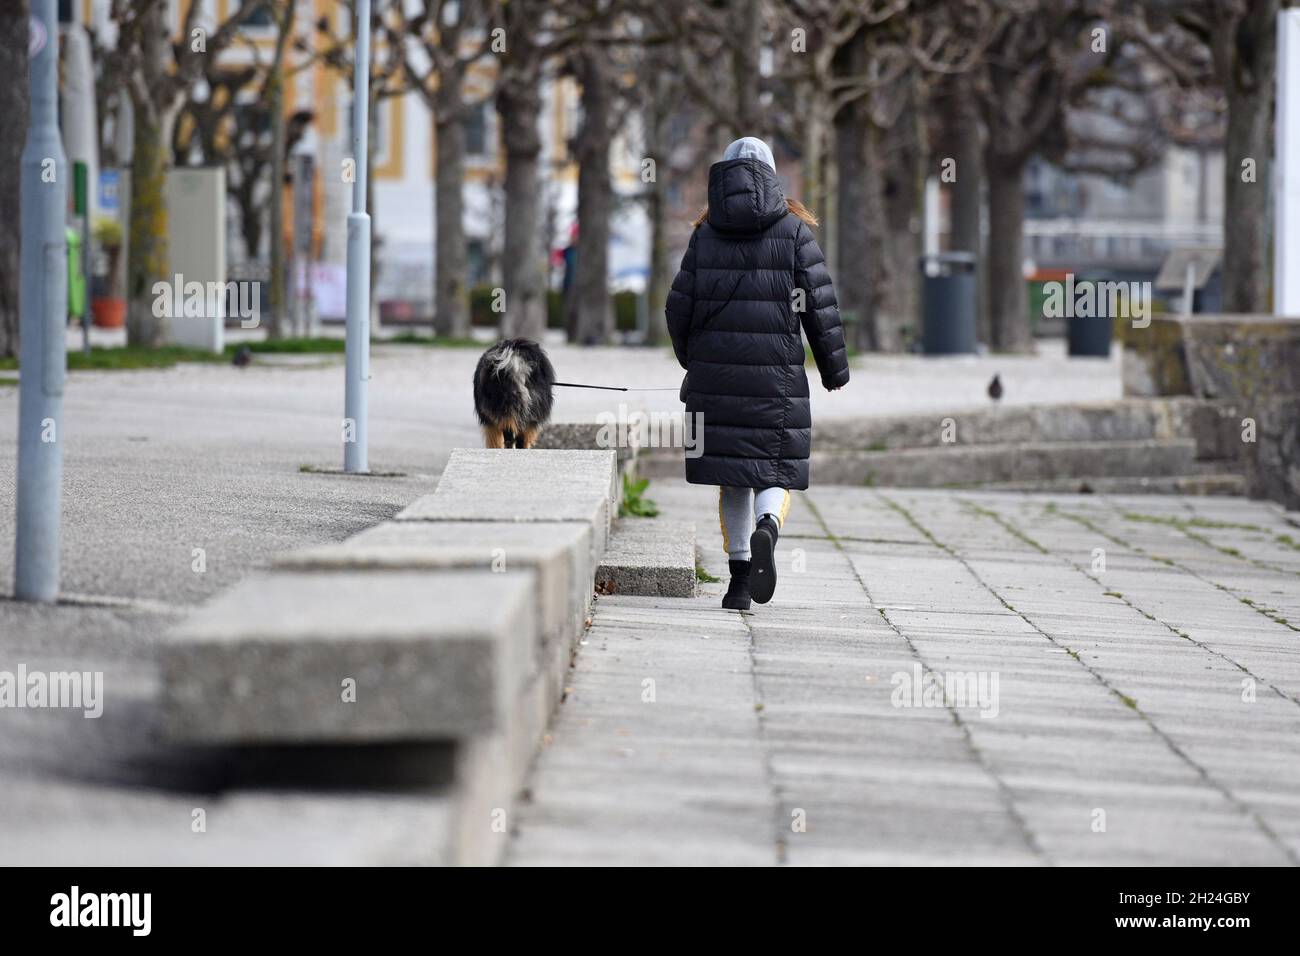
[
  {"xmin": 14, "ymin": 0, "xmax": 68, "ymax": 602},
  {"xmin": 343, "ymin": 0, "xmax": 372, "ymax": 473}
]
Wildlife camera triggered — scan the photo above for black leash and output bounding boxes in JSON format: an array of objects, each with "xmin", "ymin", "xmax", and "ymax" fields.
[{"xmin": 553, "ymin": 381, "xmax": 679, "ymax": 392}]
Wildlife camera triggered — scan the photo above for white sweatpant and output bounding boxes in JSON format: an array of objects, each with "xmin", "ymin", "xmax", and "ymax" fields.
[{"xmin": 718, "ymin": 486, "xmax": 790, "ymax": 561}]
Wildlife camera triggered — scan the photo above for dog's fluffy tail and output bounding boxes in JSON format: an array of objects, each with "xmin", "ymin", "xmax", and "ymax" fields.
[{"xmin": 472, "ymin": 338, "xmax": 555, "ymax": 447}]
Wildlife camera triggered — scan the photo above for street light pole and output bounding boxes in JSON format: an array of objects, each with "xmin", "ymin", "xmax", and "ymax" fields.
[
  {"xmin": 14, "ymin": 0, "xmax": 68, "ymax": 603},
  {"xmin": 343, "ymin": 0, "xmax": 372, "ymax": 473}
]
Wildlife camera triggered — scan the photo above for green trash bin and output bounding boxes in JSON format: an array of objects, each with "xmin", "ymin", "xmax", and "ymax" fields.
[{"xmin": 65, "ymin": 226, "xmax": 85, "ymax": 321}]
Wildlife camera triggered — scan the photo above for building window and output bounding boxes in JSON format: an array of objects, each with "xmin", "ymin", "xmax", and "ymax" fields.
[
  {"xmin": 464, "ymin": 102, "xmax": 488, "ymax": 158},
  {"xmin": 242, "ymin": 5, "xmax": 276, "ymax": 28}
]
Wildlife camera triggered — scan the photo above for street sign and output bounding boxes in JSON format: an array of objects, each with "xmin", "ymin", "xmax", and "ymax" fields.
[{"xmin": 99, "ymin": 169, "xmax": 121, "ymax": 212}]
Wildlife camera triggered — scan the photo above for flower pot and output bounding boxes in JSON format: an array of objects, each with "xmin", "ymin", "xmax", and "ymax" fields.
[{"xmin": 91, "ymin": 297, "xmax": 126, "ymax": 329}]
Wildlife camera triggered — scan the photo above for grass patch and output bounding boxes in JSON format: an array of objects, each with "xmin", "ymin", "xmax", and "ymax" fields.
[
  {"xmin": 0, "ymin": 376, "xmax": 18, "ymax": 387},
  {"xmin": 0, "ymin": 345, "xmax": 230, "ymax": 371},
  {"xmin": 1115, "ymin": 691, "xmax": 1139, "ymax": 711},
  {"xmin": 1122, "ymin": 511, "xmax": 1262, "ymax": 533},
  {"xmin": 383, "ymin": 332, "xmax": 482, "ymax": 348},
  {"xmin": 245, "ymin": 338, "xmax": 345, "ymax": 354},
  {"xmin": 0, "ymin": 334, "xmax": 486, "ymax": 374},
  {"xmin": 619, "ymin": 474, "xmax": 659, "ymax": 518},
  {"xmin": 695, "ymin": 564, "xmax": 720, "ymax": 584}
]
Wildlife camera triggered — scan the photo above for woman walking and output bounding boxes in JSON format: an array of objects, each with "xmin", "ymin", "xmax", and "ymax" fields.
[{"xmin": 666, "ymin": 136, "xmax": 850, "ymax": 610}]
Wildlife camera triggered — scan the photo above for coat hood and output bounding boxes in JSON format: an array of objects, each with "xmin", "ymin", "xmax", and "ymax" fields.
[{"xmin": 707, "ymin": 158, "xmax": 788, "ymax": 234}]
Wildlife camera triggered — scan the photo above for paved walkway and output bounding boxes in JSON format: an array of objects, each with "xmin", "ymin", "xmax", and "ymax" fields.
[{"xmin": 508, "ymin": 480, "xmax": 1300, "ymax": 865}]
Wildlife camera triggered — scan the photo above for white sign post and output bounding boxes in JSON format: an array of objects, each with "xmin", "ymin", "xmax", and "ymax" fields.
[{"xmin": 1275, "ymin": 10, "xmax": 1300, "ymax": 315}]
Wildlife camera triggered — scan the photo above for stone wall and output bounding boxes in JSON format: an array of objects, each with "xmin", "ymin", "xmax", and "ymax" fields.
[{"xmin": 1120, "ymin": 315, "xmax": 1300, "ymax": 508}]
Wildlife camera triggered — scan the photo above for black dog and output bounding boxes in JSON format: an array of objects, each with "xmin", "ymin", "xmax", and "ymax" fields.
[{"xmin": 472, "ymin": 338, "xmax": 556, "ymax": 449}]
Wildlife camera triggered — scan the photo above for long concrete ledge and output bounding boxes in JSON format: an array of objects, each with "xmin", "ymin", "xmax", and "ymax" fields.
[
  {"xmin": 160, "ymin": 569, "xmax": 536, "ymax": 745},
  {"xmin": 155, "ymin": 446, "xmax": 623, "ymax": 863}
]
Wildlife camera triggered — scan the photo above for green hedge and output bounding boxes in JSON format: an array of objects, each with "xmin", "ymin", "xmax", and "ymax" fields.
[{"xmin": 467, "ymin": 285, "xmax": 641, "ymax": 333}]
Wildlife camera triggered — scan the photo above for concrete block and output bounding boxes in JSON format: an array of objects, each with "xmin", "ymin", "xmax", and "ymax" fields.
[
  {"xmin": 398, "ymin": 449, "xmax": 618, "ymax": 564},
  {"xmin": 597, "ymin": 519, "xmax": 697, "ymax": 597},
  {"xmin": 536, "ymin": 418, "xmax": 640, "ymax": 463},
  {"xmin": 159, "ymin": 569, "xmax": 536, "ymax": 745},
  {"xmin": 274, "ymin": 520, "xmax": 592, "ymax": 661}
]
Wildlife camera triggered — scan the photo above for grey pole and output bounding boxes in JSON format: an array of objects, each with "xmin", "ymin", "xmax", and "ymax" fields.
[
  {"xmin": 343, "ymin": 0, "xmax": 372, "ymax": 473},
  {"xmin": 15, "ymin": 0, "xmax": 68, "ymax": 602}
]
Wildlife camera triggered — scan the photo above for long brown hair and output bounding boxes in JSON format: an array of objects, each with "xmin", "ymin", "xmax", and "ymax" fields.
[{"xmin": 692, "ymin": 198, "xmax": 819, "ymax": 229}]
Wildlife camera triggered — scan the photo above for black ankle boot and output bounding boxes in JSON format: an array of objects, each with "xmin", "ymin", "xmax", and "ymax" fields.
[
  {"xmin": 721, "ymin": 559, "xmax": 752, "ymax": 610},
  {"xmin": 749, "ymin": 515, "xmax": 779, "ymax": 604}
]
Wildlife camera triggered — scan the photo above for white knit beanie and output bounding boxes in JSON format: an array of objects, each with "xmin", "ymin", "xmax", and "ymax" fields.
[{"xmin": 722, "ymin": 136, "xmax": 776, "ymax": 172}]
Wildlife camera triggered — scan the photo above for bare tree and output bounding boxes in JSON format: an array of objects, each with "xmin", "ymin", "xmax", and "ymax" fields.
[
  {"xmin": 107, "ymin": 0, "xmax": 271, "ymax": 346},
  {"xmin": 490, "ymin": 0, "xmax": 554, "ymax": 338},
  {"xmin": 389, "ymin": 0, "xmax": 491, "ymax": 339},
  {"xmin": 310, "ymin": 0, "xmax": 410, "ymax": 327},
  {"xmin": 974, "ymin": 1, "xmax": 1090, "ymax": 352},
  {"xmin": 0, "ymin": 0, "xmax": 30, "ymax": 359},
  {"xmin": 1119, "ymin": 0, "xmax": 1287, "ymax": 313}
]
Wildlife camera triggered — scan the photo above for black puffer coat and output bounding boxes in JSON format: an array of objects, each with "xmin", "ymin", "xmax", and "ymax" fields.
[{"xmin": 666, "ymin": 158, "xmax": 849, "ymax": 490}]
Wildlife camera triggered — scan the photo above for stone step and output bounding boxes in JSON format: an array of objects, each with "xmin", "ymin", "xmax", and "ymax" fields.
[
  {"xmin": 397, "ymin": 448, "xmax": 618, "ymax": 565},
  {"xmin": 814, "ymin": 399, "xmax": 1180, "ymax": 450},
  {"xmin": 808, "ymin": 438, "xmax": 1200, "ymax": 488},
  {"xmin": 975, "ymin": 472, "xmax": 1247, "ymax": 496},
  {"xmin": 596, "ymin": 519, "xmax": 697, "ymax": 597},
  {"xmin": 635, "ymin": 398, "xmax": 1246, "ymax": 472},
  {"xmin": 159, "ymin": 568, "xmax": 537, "ymax": 745}
]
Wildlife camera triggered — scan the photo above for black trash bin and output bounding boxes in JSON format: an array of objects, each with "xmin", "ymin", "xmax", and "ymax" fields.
[
  {"xmin": 920, "ymin": 252, "xmax": 977, "ymax": 355},
  {"xmin": 1067, "ymin": 310, "xmax": 1113, "ymax": 358}
]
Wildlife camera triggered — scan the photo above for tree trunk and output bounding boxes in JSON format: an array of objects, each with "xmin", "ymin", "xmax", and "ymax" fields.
[
  {"xmin": 497, "ymin": 79, "xmax": 546, "ymax": 339},
  {"xmin": 833, "ymin": 31, "xmax": 873, "ymax": 351},
  {"xmin": 433, "ymin": 76, "xmax": 470, "ymax": 338},
  {"xmin": 571, "ymin": 50, "xmax": 614, "ymax": 344},
  {"xmin": 1221, "ymin": 0, "xmax": 1277, "ymax": 313},
  {"xmin": 644, "ymin": 70, "xmax": 670, "ymax": 346},
  {"xmin": 235, "ymin": 174, "xmax": 263, "ymax": 260},
  {"xmin": 985, "ymin": 154, "xmax": 1033, "ymax": 353},
  {"xmin": 266, "ymin": 65, "xmax": 287, "ymax": 340},
  {"xmin": 731, "ymin": 0, "xmax": 763, "ymax": 136},
  {"xmin": 801, "ymin": 92, "xmax": 828, "ymax": 218},
  {"xmin": 945, "ymin": 77, "xmax": 986, "ymax": 344},
  {"xmin": 126, "ymin": 104, "xmax": 171, "ymax": 346},
  {"xmin": 874, "ymin": 97, "xmax": 925, "ymax": 353},
  {"xmin": 0, "ymin": 0, "xmax": 29, "ymax": 359}
]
